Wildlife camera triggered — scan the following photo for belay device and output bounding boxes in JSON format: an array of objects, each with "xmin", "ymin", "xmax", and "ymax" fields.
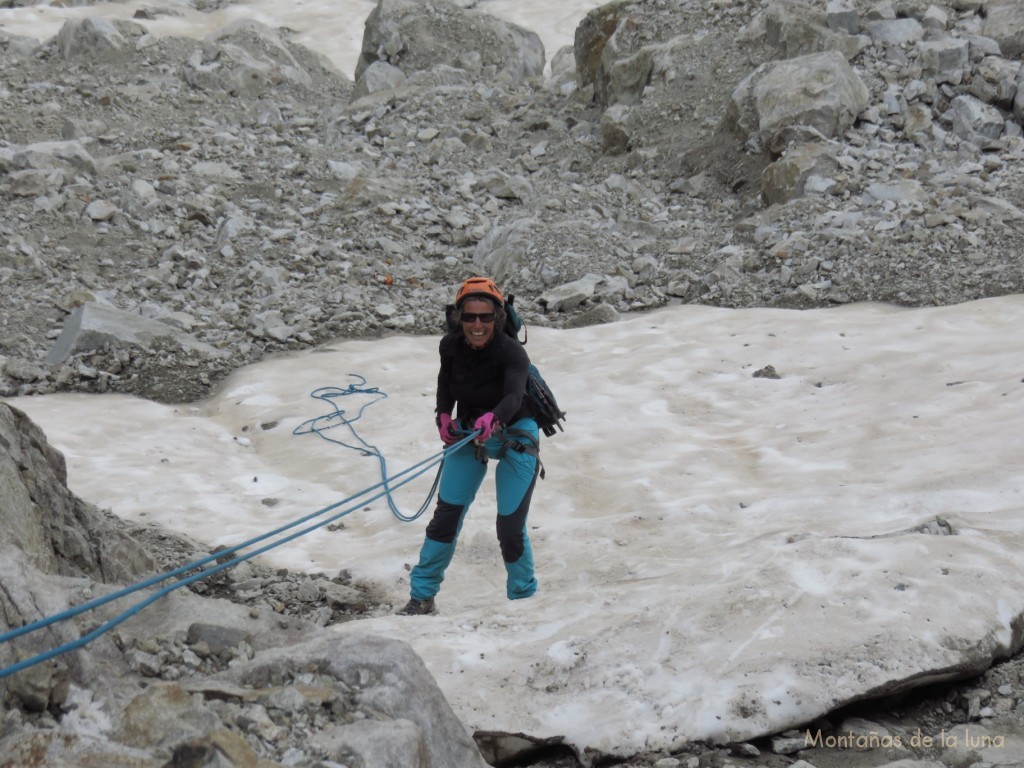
[{"xmin": 445, "ymin": 294, "xmax": 567, "ymax": 437}]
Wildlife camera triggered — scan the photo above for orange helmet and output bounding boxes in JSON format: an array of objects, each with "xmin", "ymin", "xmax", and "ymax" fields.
[{"xmin": 455, "ymin": 276, "xmax": 504, "ymax": 308}]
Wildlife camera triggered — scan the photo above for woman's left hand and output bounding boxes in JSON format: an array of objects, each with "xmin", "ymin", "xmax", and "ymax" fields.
[{"xmin": 473, "ymin": 412, "xmax": 499, "ymax": 442}]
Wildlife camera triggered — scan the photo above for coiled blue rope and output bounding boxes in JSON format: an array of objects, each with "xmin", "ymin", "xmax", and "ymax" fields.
[
  {"xmin": 0, "ymin": 377, "xmax": 474, "ymax": 679},
  {"xmin": 290, "ymin": 374, "xmax": 441, "ymax": 523}
]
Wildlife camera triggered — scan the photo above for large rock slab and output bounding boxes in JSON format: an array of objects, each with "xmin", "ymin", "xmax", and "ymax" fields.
[
  {"xmin": 573, "ymin": 0, "xmax": 682, "ymax": 107},
  {"xmin": 9, "ymin": 140, "xmax": 96, "ymax": 176},
  {"xmin": 45, "ymin": 302, "xmax": 224, "ymax": 366},
  {"xmin": 949, "ymin": 93, "xmax": 1007, "ymax": 143},
  {"xmin": 219, "ymin": 633, "xmax": 491, "ymax": 768},
  {"xmin": 761, "ymin": 139, "xmax": 840, "ymax": 204}
]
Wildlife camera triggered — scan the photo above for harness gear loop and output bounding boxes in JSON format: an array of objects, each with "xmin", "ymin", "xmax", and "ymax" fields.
[{"xmin": 474, "ymin": 441, "xmax": 489, "ymax": 465}]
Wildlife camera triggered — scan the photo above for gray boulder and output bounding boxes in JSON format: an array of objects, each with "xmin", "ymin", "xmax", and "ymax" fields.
[
  {"xmin": 352, "ymin": 58, "xmax": 408, "ymax": 99},
  {"xmin": 0, "ymin": 402, "xmax": 157, "ymax": 715},
  {"xmin": 948, "ymin": 93, "xmax": 1005, "ymax": 142},
  {"xmin": 573, "ymin": 0, "xmax": 668, "ymax": 107},
  {"xmin": 761, "ymin": 139, "xmax": 840, "ymax": 205},
  {"xmin": 601, "ymin": 103, "xmax": 634, "ymax": 153},
  {"xmin": 763, "ymin": 0, "xmax": 868, "ymax": 60},
  {"xmin": 971, "ymin": 54, "xmax": 1022, "ymax": 107},
  {"xmin": 825, "ymin": 0, "xmax": 860, "ymax": 34},
  {"xmin": 182, "ymin": 19, "xmax": 346, "ymax": 98},
  {"xmin": 11, "ymin": 140, "xmax": 96, "ymax": 176},
  {"xmin": 218, "ymin": 633, "xmax": 491, "ymax": 767},
  {"xmin": 917, "ymin": 37, "xmax": 969, "ymax": 83},
  {"xmin": 864, "ymin": 17, "xmax": 924, "ymax": 45},
  {"xmin": 0, "ymin": 139, "xmax": 96, "ymax": 198},
  {"xmin": 56, "ymin": 17, "xmax": 127, "ymax": 59},
  {"xmin": 723, "ymin": 50, "xmax": 869, "ymax": 153},
  {"xmin": 538, "ymin": 274, "xmax": 604, "ymax": 312},
  {"xmin": 0, "ymin": 30, "xmax": 40, "ymax": 57},
  {"xmin": 356, "ymin": 0, "xmax": 544, "ymax": 84},
  {"xmin": 473, "ymin": 216, "xmax": 539, "ymax": 283},
  {"xmin": 983, "ymin": 0, "xmax": 1024, "ymax": 58}
]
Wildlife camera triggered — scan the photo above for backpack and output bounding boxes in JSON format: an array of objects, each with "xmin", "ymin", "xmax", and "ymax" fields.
[{"xmin": 445, "ymin": 295, "xmax": 567, "ymax": 438}]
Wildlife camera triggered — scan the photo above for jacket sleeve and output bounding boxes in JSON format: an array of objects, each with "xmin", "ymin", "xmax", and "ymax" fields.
[
  {"xmin": 435, "ymin": 336, "xmax": 455, "ymax": 416},
  {"xmin": 492, "ymin": 337, "xmax": 530, "ymax": 426}
]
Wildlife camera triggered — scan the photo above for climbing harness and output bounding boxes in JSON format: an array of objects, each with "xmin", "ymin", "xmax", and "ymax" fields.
[
  {"xmin": 464, "ymin": 424, "xmax": 545, "ymax": 479},
  {"xmin": 497, "ymin": 427, "xmax": 545, "ymax": 480}
]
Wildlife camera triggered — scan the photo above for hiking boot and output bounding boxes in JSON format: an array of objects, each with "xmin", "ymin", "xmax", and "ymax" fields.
[{"xmin": 397, "ymin": 597, "xmax": 435, "ymax": 616}]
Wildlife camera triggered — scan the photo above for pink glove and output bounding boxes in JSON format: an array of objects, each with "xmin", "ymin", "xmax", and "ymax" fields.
[
  {"xmin": 473, "ymin": 412, "xmax": 499, "ymax": 442},
  {"xmin": 436, "ymin": 414, "xmax": 460, "ymax": 446}
]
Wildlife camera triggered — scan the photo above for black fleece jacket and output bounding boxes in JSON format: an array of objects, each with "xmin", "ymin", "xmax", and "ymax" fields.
[{"xmin": 436, "ymin": 328, "xmax": 532, "ymax": 426}]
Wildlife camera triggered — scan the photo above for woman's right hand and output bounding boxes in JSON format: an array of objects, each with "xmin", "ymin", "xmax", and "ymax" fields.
[{"xmin": 436, "ymin": 413, "xmax": 460, "ymax": 445}]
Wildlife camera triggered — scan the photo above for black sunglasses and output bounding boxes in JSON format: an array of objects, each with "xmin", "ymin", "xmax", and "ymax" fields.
[{"xmin": 461, "ymin": 312, "xmax": 495, "ymax": 324}]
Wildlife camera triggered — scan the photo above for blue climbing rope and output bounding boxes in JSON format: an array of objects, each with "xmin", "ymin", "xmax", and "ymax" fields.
[
  {"xmin": 0, "ymin": 376, "xmax": 476, "ymax": 680},
  {"xmin": 0, "ymin": 435, "xmax": 457, "ymax": 649},
  {"xmin": 0, "ymin": 439, "xmax": 471, "ymax": 680}
]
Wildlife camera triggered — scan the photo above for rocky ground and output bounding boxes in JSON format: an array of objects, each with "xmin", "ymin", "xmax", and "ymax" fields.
[
  {"xmin": 3, "ymin": 0, "xmax": 1024, "ymax": 404},
  {"xmin": 128, "ymin": 537, "xmax": 1024, "ymax": 768},
  {"xmin": 10, "ymin": 515, "xmax": 1019, "ymax": 768},
  {"xmin": 3, "ymin": 0, "xmax": 1024, "ymax": 765}
]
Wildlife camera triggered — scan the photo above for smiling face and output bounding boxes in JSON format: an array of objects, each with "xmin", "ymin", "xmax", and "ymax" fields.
[{"xmin": 460, "ymin": 298, "xmax": 497, "ymax": 349}]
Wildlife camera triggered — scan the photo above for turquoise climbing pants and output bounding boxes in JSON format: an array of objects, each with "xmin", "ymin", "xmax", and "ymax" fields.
[{"xmin": 409, "ymin": 417, "xmax": 540, "ymax": 602}]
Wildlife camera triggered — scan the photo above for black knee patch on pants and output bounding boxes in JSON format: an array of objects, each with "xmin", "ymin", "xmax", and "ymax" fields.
[
  {"xmin": 496, "ymin": 478, "xmax": 536, "ymax": 562},
  {"xmin": 425, "ymin": 499, "xmax": 464, "ymax": 544}
]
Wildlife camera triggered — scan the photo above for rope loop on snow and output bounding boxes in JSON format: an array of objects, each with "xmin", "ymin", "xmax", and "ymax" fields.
[{"xmin": 291, "ymin": 374, "xmax": 444, "ymax": 523}]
